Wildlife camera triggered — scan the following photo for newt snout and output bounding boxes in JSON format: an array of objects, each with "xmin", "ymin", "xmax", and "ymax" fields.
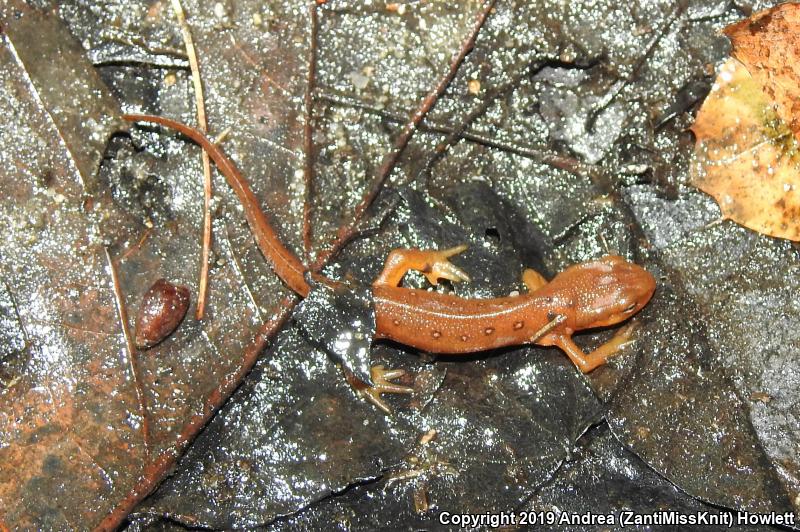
[{"xmin": 547, "ymin": 256, "xmax": 656, "ymax": 331}]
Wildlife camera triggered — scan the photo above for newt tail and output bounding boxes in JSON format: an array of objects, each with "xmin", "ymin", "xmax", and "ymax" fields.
[{"xmin": 123, "ymin": 113, "xmax": 311, "ymax": 297}]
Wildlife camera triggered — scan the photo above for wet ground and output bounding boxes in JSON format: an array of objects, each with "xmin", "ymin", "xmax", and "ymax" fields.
[{"xmin": 0, "ymin": 0, "xmax": 798, "ymax": 529}]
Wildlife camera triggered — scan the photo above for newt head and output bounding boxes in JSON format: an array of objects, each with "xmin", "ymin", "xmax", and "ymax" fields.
[
  {"xmin": 548, "ymin": 255, "xmax": 656, "ymax": 331},
  {"xmin": 575, "ymin": 255, "xmax": 656, "ymax": 329}
]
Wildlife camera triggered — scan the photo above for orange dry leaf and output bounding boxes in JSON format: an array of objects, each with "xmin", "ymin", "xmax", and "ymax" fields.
[
  {"xmin": 691, "ymin": 5, "xmax": 800, "ymax": 241},
  {"xmin": 724, "ymin": 3, "xmax": 800, "ymax": 142}
]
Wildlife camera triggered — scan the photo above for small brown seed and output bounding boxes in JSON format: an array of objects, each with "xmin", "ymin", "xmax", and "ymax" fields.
[{"xmin": 134, "ymin": 279, "xmax": 191, "ymax": 349}]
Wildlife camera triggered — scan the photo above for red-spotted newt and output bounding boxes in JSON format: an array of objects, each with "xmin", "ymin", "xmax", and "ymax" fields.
[{"xmin": 123, "ymin": 114, "xmax": 656, "ymax": 412}]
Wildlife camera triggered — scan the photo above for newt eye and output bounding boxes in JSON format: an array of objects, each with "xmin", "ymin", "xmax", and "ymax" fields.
[{"xmin": 624, "ymin": 303, "xmax": 637, "ymax": 313}]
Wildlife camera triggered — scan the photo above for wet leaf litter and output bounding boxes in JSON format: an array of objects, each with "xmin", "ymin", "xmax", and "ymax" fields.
[
  {"xmin": 0, "ymin": 1, "xmax": 798, "ymax": 531},
  {"xmin": 692, "ymin": 3, "xmax": 800, "ymax": 241}
]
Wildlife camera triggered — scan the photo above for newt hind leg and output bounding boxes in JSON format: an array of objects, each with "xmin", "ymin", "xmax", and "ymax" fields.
[
  {"xmin": 553, "ymin": 323, "xmax": 637, "ymax": 373},
  {"xmin": 345, "ymin": 365, "xmax": 414, "ymax": 414},
  {"xmin": 373, "ymin": 245, "xmax": 470, "ymax": 288}
]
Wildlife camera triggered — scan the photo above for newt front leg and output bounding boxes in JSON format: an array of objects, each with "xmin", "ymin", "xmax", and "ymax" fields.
[{"xmin": 551, "ymin": 322, "xmax": 637, "ymax": 373}]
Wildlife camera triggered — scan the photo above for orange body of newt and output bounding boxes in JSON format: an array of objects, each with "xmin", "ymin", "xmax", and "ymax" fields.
[{"xmin": 123, "ymin": 114, "xmax": 656, "ymax": 383}]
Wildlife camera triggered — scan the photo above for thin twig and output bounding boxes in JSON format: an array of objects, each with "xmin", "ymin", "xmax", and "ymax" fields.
[
  {"xmin": 302, "ymin": 0, "xmax": 319, "ymax": 262},
  {"xmin": 2, "ymin": 283, "xmax": 23, "ymax": 345},
  {"xmin": 222, "ymin": 223, "xmax": 263, "ymax": 321},
  {"xmin": 529, "ymin": 314, "xmax": 566, "ymax": 343},
  {"xmin": 313, "ymin": 0, "xmax": 497, "ymax": 270},
  {"xmin": 171, "ymin": 0, "xmax": 213, "ymax": 321},
  {"xmin": 415, "ymin": 64, "xmax": 538, "ymax": 190},
  {"xmin": 104, "ymin": 247, "xmax": 151, "ymax": 454},
  {"xmin": 119, "ymin": 227, "xmax": 153, "ymax": 261},
  {"xmin": 99, "ymin": 28, "xmax": 189, "ymax": 59},
  {"xmin": 318, "ymin": 89, "xmax": 596, "ymax": 177},
  {"xmin": 1, "ymin": 279, "xmax": 30, "ymax": 358},
  {"xmin": 97, "ymin": 298, "xmax": 294, "ymax": 531}
]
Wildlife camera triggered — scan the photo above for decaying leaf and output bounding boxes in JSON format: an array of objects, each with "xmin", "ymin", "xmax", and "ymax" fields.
[
  {"xmin": 691, "ymin": 3, "xmax": 800, "ymax": 241},
  {"xmin": 724, "ymin": 3, "xmax": 800, "ymax": 143},
  {"xmin": 691, "ymin": 57, "xmax": 800, "ymax": 240},
  {"xmin": 0, "ymin": 4, "xmax": 294, "ymax": 528}
]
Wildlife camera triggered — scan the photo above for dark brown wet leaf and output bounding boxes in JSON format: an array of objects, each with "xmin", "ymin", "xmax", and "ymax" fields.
[
  {"xmin": 0, "ymin": 4, "xmax": 134, "ymax": 527},
  {"xmin": 0, "ymin": 2, "xmax": 294, "ymax": 528},
  {"xmin": 131, "ymin": 184, "xmax": 603, "ymax": 528},
  {"xmin": 1, "ymin": 0, "xmax": 799, "ymax": 529},
  {"xmin": 606, "ymin": 283, "xmax": 793, "ymax": 514},
  {"xmin": 294, "ymin": 279, "xmax": 376, "ymax": 385},
  {"xmin": 0, "ymin": 1, "xmax": 124, "ymax": 191},
  {"xmin": 521, "ymin": 424, "xmax": 778, "ymax": 532}
]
